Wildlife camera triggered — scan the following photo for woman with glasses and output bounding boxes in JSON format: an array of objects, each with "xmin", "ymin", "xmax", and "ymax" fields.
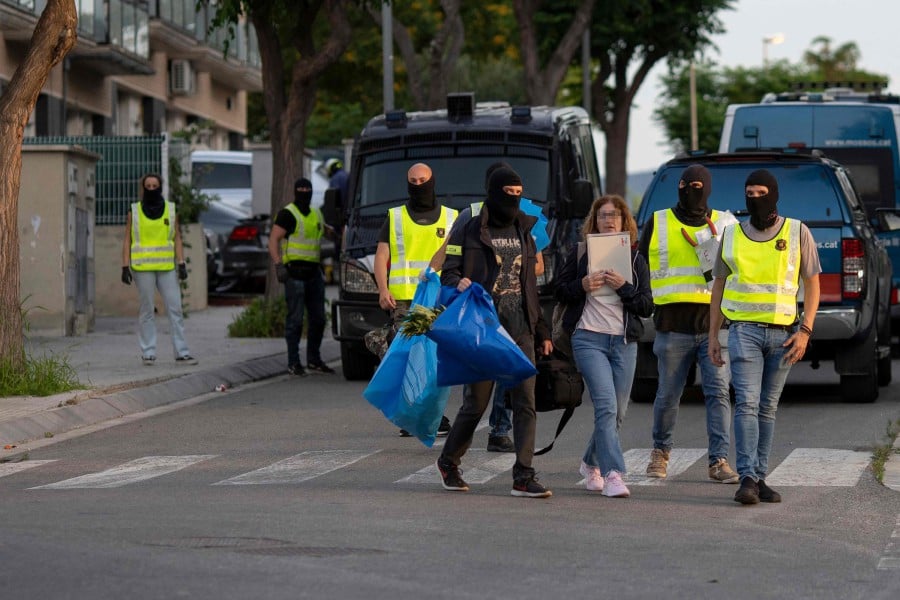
[{"xmin": 554, "ymin": 195, "xmax": 653, "ymax": 498}]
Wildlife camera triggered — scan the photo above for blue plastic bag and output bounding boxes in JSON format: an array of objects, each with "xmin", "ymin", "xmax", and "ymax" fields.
[
  {"xmin": 427, "ymin": 283, "xmax": 538, "ymax": 387},
  {"xmin": 362, "ymin": 270, "xmax": 450, "ymax": 447},
  {"xmin": 520, "ymin": 198, "xmax": 550, "ymax": 252}
]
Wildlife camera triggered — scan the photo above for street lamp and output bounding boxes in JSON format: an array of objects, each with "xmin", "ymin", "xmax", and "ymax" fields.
[{"xmin": 763, "ymin": 33, "xmax": 785, "ymax": 68}]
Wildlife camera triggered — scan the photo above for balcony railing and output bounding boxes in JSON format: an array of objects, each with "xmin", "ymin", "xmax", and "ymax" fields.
[{"xmin": 150, "ymin": 0, "xmax": 260, "ymax": 68}]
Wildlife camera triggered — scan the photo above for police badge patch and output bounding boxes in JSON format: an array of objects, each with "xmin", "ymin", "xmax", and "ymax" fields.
[
  {"xmin": 775, "ymin": 239, "xmax": 787, "ymax": 251},
  {"xmin": 437, "ymin": 227, "xmax": 446, "ymax": 238}
]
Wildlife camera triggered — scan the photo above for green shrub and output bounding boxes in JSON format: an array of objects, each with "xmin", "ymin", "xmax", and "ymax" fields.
[
  {"xmin": 228, "ymin": 296, "xmax": 288, "ymax": 338},
  {"xmin": 0, "ymin": 353, "xmax": 83, "ymax": 397}
]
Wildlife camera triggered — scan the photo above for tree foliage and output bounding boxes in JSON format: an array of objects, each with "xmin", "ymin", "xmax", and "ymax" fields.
[
  {"xmin": 586, "ymin": 0, "xmax": 733, "ymax": 195},
  {"xmin": 654, "ymin": 37, "xmax": 890, "ymax": 158}
]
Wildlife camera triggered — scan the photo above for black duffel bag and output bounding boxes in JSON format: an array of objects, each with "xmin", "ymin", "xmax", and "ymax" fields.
[{"xmin": 534, "ymin": 352, "xmax": 584, "ymax": 455}]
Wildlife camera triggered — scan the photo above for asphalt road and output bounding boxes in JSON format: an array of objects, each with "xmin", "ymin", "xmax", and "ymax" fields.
[{"xmin": 1, "ymin": 363, "xmax": 898, "ymax": 599}]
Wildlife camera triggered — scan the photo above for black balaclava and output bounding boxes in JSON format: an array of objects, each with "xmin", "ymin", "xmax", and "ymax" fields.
[
  {"xmin": 674, "ymin": 164, "xmax": 712, "ymax": 226},
  {"xmin": 486, "ymin": 167, "xmax": 523, "ymax": 228},
  {"xmin": 484, "ymin": 161, "xmax": 513, "ymax": 192},
  {"xmin": 407, "ymin": 173, "xmax": 437, "ymax": 212},
  {"xmin": 141, "ymin": 178, "xmax": 165, "ymax": 219},
  {"xmin": 745, "ymin": 169, "xmax": 780, "ymax": 230},
  {"xmin": 294, "ymin": 177, "xmax": 313, "ymax": 215}
]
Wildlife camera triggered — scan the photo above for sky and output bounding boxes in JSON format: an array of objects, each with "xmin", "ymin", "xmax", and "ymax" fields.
[{"xmin": 624, "ymin": 0, "xmax": 900, "ymax": 173}]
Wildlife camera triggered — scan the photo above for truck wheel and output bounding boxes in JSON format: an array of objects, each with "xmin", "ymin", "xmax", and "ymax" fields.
[
  {"xmin": 840, "ymin": 373, "xmax": 878, "ymax": 403},
  {"xmin": 877, "ymin": 312, "xmax": 892, "ymax": 386},
  {"xmin": 631, "ymin": 342, "xmax": 658, "ymax": 403},
  {"xmin": 836, "ymin": 323, "xmax": 879, "ymax": 402},
  {"xmin": 341, "ymin": 341, "xmax": 377, "ymax": 381}
]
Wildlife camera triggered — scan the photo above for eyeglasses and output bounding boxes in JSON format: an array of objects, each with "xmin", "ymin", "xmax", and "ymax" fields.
[{"xmin": 597, "ymin": 211, "xmax": 622, "ymax": 220}]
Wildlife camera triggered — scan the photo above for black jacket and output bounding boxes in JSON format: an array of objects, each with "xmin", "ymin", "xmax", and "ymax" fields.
[
  {"xmin": 440, "ymin": 207, "xmax": 550, "ymax": 343},
  {"xmin": 554, "ymin": 244, "xmax": 654, "ymax": 343}
]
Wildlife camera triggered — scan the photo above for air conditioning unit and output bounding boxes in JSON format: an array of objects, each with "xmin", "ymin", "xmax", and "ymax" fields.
[{"xmin": 169, "ymin": 60, "xmax": 195, "ymax": 96}]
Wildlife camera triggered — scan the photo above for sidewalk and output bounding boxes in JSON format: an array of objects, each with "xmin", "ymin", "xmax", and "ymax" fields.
[{"xmin": 0, "ymin": 304, "xmax": 340, "ymax": 454}]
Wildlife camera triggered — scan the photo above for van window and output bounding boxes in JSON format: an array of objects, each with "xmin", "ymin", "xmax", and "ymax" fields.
[
  {"xmin": 357, "ymin": 146, "xmax": 550, "ymax": 214},
  {"xmin": 192, "ymin": 162, "xmax": 252, "ymax": 189},
  {"xmin": 647, "ymin": 164, "xmax": 845, "ymax": 224}
]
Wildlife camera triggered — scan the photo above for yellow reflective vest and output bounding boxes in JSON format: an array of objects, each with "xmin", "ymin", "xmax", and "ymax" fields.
[
  {"xmin": 283, "ymin": 204, "xmax": 323, "ymax": 264},
  {"xmin": 648, "ymin": 208, "xmax": 726, "ymax": 305},
  {"xmin": 720, "ymin": 219, "xmax": 802, "ymax": 325},
  {"xmin": 388, "ymin": 205, "xmax": 457, "ymax": 300},
  {"xmin": 130, "ymin": 202, "xmax": 176, "ymax": 271}
]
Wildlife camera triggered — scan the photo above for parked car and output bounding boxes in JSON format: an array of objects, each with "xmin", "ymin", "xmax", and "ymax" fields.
[
  {"xmin": 198, "ymin": 202, "xmax": 268, "ymax": 294},
  {"xmin": 199, "ymin": 201, "xmax": 337, "ymax": 294},
  {"xmin": 633, "ymin": 151, "xmax": 893, "ymax": 403}
]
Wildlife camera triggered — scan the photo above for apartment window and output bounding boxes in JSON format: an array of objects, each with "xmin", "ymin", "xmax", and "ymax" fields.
[{"xmin": 108, "ymin": 0, "xmax": 149, "ymax": 58}]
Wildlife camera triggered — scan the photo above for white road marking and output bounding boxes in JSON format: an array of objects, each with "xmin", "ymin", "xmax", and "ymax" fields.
[
  {"xmin": 213, "ymin": 450, "xmax": 379, "ymax": 486},
  {"xmin": 30, "ymin": 456, "xmax": 217, "ymax": 489},
  {"xmin": 396, "ymin": 449, "xmax": 517, "ymax": 484},
  {"xmin": 766, "ymin": 448, "xmax": 870, "ymax": 486},
  {"xmin": 0, "ymin": 460, "xmax": 56, "ymax": 479},
  {"xmin": 876, "ymin": 515, "xmax": 900, "ymax": 570}
]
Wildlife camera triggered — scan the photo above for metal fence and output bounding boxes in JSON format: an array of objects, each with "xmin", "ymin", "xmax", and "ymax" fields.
[{"xmin": 23, "ymin": 135, "xmax": 189, "ymax": 225}]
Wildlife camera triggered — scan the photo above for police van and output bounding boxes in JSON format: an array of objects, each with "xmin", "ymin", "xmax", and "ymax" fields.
[
  {"xmin": 330, "ymin": 94, "xmax": 599, "ymax": 380},
  {"xmin": 718, "ymin": 83, "xmax": 900, "ymax": 323}
]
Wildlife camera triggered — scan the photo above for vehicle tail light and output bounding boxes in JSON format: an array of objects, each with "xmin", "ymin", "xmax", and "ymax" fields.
[
  {"xmin": 229, "ymin": 225, "xmax": 259, "ymax": 242},
  {"xmin": 891, "ymin": 286, "xmax": 899, "ymax": 306},
  {"xmin": 842, "ymin": 238, "xmax": 865, "ymax": 299}
]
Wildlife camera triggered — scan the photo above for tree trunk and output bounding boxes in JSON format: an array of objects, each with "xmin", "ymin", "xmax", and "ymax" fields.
[
  {"xmin": 516, "ymin": 0, "xmax": 595, "ymax": 105},
  {"xmin": 252, "ymin": 1, "xmax": 351, "ymax": 302},
  {"xmin": 603, "ymin": 111, "xmax": 629, "ymax": 197},
  {"xmin": 0, "ymin": 0, "xmax": 77, "ymax": 368}
]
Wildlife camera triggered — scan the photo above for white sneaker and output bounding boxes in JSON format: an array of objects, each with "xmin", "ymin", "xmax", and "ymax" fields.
[
  {"xmin": 601, "ymin": 470, "xmax": 630, "ymax": 498},
  {"xmin": 579, "ymin": 461, "xmax": 604, "ymax": 492}
]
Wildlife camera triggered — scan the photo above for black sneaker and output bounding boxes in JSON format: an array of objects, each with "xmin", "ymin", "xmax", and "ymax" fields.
[
  {"xmin": 734, "ymin": 477, "xmax": 760, "ymax": 505},
  {"xmin": 487, "ymin": 435, "xmax": 515, "ymax": 453},
  {"xmin": 758, "ymin": 479, "xmax": 782, "ymax": 503},
  {"xmin": 287, "ymin": 364, "xmax": 308, "ymax": 377},
  {"xmin": 175, "ymin": 355, "xmax": 198, "ymax": 365},
  {"xmin": 398, "ymin": 429, "xmax": 412, "ymax": 437},
  {"xmin": 436, "ymin": 416, "xmax": 451, "ymax": 437},
  {"xmin": 436, "ymin": 459, "xmax": 469, "ymax": 491},
  {"xmin": 141, "ymin": 356, "xmax": 156, "ymax": 366},
  {"xmin": 511, "ymin": 476, "xmax": 552, "ymax": 498},
  {"xmin": 307, "ymin": 361, "xmax": 336, "ymax": 374}
]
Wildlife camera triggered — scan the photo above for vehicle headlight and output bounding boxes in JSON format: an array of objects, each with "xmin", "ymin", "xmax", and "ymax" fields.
[{"xmin": 341, "ymin": 260, "xmax": 379, "ymax": 293}]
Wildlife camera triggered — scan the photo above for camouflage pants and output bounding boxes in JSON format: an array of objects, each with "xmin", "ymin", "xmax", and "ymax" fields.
[{"xmin": 364, "ymin": 301, "xmax": 411, "ymax": 360}]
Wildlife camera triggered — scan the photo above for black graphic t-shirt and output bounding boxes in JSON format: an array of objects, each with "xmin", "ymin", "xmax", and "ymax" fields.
[{"xmin": 489, "ymin": 225, "xmax": 527, "ymax": 338}]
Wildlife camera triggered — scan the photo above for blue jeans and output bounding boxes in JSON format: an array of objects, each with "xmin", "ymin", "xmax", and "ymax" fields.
[
  {"xmin": 284, "ymin": 269, "xmax": 326, "ymax": 368},
  {"xmin": 652, "ymin": 330, "xmax": 731, "ymax": 464},
  {"xmin": 133, "ymin": 269, "xmax": 190, "ymax": 359},
  {"xmin": 729, "ymin": 322, "xmax": 792, "ymax": 481},
  {"xmin": 572, "ymin": 329, "xmax": 636, "ymax": 476},
  {"xmin": 488, "ymin": 385, "xmax": 513, "ymax": 437}
]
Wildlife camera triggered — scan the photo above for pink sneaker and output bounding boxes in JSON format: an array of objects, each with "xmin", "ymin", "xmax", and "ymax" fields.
[
  {"xmin": 601, "ymin": 470, "xmax": 630, "ymax": 498},
  {"xmin": 579, "ymin": 461, "xmax": 604, "ymax": 492}
]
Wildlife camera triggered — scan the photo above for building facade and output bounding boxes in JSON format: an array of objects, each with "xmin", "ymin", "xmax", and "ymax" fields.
[{"xmin": 0, "ymin": 0, "xmax": 261, "ymax": 149}]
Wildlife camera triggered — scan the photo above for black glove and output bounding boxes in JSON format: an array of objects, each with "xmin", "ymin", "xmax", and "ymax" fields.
[
  {"xmin": 121, "ymin": 266, "xmax": 132, "ymax": 285},
  {"xmin": 178, "ymin": 262, "xmax": 188, "ymax": 281},
  {"xmin": 275, "ymin": 263, "xmax": 289, "ymax": 283}
]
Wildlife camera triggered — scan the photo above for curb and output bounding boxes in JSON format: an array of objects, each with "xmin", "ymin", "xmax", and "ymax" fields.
[
  {"xmin": 884, "ymin": 434, "xmax": 900, "ymax": 492},
  {"xmin": 0, "ymin": 354, "xmax": 286, "ymax": 451}
]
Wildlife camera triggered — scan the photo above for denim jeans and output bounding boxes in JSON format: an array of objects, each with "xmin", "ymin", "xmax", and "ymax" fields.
[
  {"xmin": 728, "ymin": 322, "xmax": 792, "ymax": 481},
  {"xmin": 488, "ymin": 385, "xmax": 513, "ymax": 437},
  {"xmin": 441, "ymin": 332, "xmax": 537, "ymax": 482},
  {"xmin": 572, "ymin": 329, "xmax": 636, "ymax": 475},
  {"xmin": 652, "ymin": 329, "xmax": 731, "ymax": 464},
  {"xmin": 133, "ymin": 269, "xmax": 190, "ymax": 359},
  {"xmin": 284, "ymin": 268, "xmax": 326, "ymax": 368}
]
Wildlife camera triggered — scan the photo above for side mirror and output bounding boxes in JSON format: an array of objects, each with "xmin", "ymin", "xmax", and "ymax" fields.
[
  {"xmin": 563, "ymin": 179, "xmax": 593, "ymax": 219},
  {"xmin": 323, "ymin": 188, "xmax": 343, "ymax": 229},
  {"xmin": 875, "ymin": 208, "xmax": 900, "ymax": 232}
]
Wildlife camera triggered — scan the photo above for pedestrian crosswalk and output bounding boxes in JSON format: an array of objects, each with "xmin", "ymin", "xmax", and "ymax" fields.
[{"xmin": 0, "ymin": 447, "xmax": 872, "ymax": 491}]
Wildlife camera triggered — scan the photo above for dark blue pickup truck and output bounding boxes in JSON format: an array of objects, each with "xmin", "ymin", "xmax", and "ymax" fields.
[{"xmin": 633, "ymin": 152, "xmax": 892, "ymax": 403}]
